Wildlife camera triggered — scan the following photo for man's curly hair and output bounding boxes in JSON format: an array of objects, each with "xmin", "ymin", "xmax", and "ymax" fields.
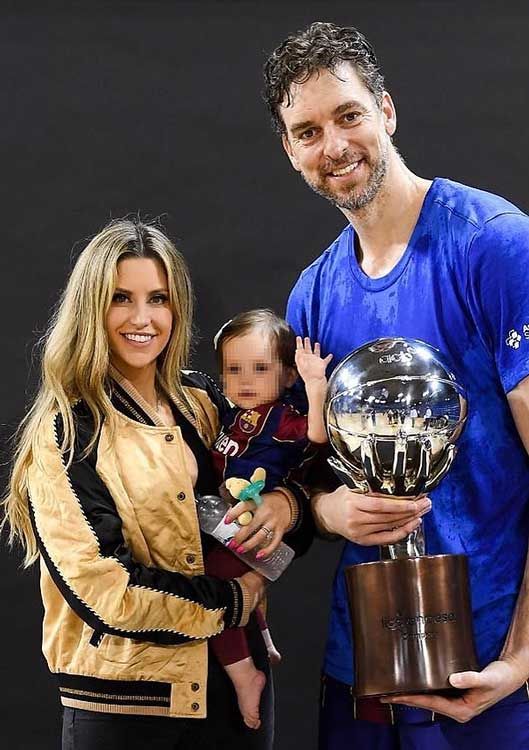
[{"xmin": 263, "ymin": 22, "xmax": 385, "ymax": 136}]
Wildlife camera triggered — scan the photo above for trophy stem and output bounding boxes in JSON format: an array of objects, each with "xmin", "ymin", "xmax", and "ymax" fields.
[{"xmin": 384, "ymin": 526, "xmax": 425, "ymax": 560}]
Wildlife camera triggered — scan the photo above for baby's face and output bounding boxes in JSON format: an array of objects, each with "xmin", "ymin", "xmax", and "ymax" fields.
[{"xmin": 222, "ymin": 330, "xmax": 294, "ymax": 410}]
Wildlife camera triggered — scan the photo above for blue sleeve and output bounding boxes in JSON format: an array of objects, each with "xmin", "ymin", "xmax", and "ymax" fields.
[
  {"xmin": 286, "ymin": 270, "xmax": 313, "ymax": 339},
  {"xmin": 467, "ymin": 212, "xmax": 529, "ymax": 394},
  {"xmin": 286, "ymin": 274, "xmax": 311, "ymax": 411}
]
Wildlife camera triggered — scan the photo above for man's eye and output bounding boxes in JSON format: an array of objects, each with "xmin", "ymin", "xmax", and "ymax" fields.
[
  {"xmin": 112, "ymin": 292, "xmax": 129, "ymax": 303},
  {"xmin": 343, "ymin": 112, "xmax": 360, "ymax": 123},
  {"xmin": 300, "ymin": 128, "xmax": 316, "ymax": 140},
  {"xmin": 150, "ymin": 294, "xmax": 168, "ymax": 304},
  {"xmin": 226, "ymin": 366, "xmax": 240, "ymax": 374}
]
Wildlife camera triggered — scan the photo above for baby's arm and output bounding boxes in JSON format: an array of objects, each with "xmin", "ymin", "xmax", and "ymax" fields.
[{"xmin": 294, "ymin": 336, "xmax": 333, "ymax": 444}]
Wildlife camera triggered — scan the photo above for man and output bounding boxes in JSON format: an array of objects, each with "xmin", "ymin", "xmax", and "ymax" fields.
[{"xmin": 263, "ymin": 21, "xmax": 529, "ymax": 749}]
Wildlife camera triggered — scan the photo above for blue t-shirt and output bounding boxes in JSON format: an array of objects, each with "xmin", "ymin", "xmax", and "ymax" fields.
[{"xmin": 286, "ymin": 177, "xmax": 529, "ymax": 685}]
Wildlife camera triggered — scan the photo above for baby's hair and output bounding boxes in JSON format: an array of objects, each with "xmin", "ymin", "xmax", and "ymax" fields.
[{"xmin": 214, "ymin": 309, "xmax": 296, "ymax": 372}]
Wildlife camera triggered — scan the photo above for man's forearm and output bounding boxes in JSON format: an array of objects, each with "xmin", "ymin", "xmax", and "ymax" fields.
[
  {"xmin": 500, "ymin": 550, "xmax": 529, "ymax": 674},
  {"xmin": 503, "ymin": 378, "xmax": 529, "ymax": 673},
  {"xmin": 311, "ymin": 488, "xmax": 340, "ymax": 539}
]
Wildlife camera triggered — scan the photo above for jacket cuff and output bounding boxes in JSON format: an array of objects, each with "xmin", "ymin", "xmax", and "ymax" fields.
[
  {"xmin": 224, "ymin": 578, "xmax": 250, "ymax": 628},
  {"xmin": 280, "ymin": 481, "xmax": 309, "ymax": 534},
  {"xmin": 233, "ymin": 578, "xmax": 252, "ymax": 627}
]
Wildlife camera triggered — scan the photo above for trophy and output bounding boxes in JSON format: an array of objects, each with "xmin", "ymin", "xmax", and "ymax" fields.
[{"xmin": 325, "ymin": 338, "xmax": 478, "ymax": 696}]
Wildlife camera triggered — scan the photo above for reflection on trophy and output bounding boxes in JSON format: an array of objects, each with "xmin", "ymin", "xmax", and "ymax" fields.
[{"xmin": 325, "ymin": 338, "xmax": 478, "ymax": 696}]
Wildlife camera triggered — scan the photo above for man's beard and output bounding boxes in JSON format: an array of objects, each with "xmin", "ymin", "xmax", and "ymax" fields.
[{"xmin": 303, "ymin": 149, "xmax": 388, "ymax": 212}]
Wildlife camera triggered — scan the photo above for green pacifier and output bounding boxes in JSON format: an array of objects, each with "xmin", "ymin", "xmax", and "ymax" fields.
[{"xmin": 238, "ymin": 479, "xmax": 266, "ymax": 506}]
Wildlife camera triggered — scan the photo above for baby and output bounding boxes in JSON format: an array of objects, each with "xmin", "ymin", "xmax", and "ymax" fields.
[{"xmin": 205, "ymin": 309, "xmax": 332, "ymax": 729}]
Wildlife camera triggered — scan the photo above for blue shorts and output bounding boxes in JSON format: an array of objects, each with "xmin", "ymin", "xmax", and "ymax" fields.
[{"xmin": 319, "ymin": 674, "xmax": 529, "ymax": 750}]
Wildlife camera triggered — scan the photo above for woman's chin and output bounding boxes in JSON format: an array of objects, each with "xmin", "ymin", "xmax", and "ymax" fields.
[{"xmin": 111, "ymin": 352, "xmax": 159, "ymax": 375}]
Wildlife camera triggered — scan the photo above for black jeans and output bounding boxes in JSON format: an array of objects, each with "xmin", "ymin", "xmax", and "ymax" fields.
[{"xmin": 61, "ymin": 620, "xmax": 274, "ymax": 750}]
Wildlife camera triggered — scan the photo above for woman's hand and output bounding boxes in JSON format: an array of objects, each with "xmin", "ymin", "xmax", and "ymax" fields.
[
  {"xmin": 238, "ymin": 570, "xmax": 267, "ymax": 613},
  {"xmin": 313, "ymin": 485, "xmax": 432, "ymax": 545},
  {"xmin": 225, "ymin": 489, "xmax": 293, "ymax": 559}
]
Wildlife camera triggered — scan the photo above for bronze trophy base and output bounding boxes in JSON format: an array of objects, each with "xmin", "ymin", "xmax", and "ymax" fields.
[{"xmin": 346, "ymin": 554, "xmax": 478, "ymax": 697}]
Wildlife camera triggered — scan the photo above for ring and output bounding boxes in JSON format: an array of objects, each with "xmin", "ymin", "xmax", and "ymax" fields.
[{"xmin": 260, "ymin": 525, "xmax": 274, "ymax": 540}]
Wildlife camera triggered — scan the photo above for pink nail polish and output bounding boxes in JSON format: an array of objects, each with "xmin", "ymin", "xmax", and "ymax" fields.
[
  {"xmin": 227, "ymin": 540, "xmax": 236, "ymax": 550},
  {"xmin": 224, "ymin": 516, "xmax": 232, "ymax": 525},
  {"xmin": 236, "ymin": 545, "xmax": 245, "ymax": 554},
  {"xmin": 255, "ymin": 551, "xmax": 265, "ymax": 560}
]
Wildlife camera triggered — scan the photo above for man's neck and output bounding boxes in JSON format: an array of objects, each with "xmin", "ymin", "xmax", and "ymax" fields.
[{"xmin": 342, "ymin": 157, "xmax": 432, "ymax": 279}]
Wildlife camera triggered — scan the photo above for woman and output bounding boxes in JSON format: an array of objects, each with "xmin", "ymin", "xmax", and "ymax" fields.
[{"xmin": 3, "ymin": 219, "xmax": 312, "ymax": 749}]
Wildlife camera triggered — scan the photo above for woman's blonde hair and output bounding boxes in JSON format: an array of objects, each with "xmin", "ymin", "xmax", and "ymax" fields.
[{"xmin": 4, "ymin": 218, "xmax": 208, "ymax": 566}]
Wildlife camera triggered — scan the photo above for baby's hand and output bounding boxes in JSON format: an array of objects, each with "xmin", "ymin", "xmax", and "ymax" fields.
[{"xmin": 295, "ymin": 337, "xmax": 333, "ymax": 385}]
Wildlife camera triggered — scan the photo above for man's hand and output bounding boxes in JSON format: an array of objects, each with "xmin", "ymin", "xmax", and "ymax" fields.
[
  {"xmin": 312, "ymin": 485, "xmax": 431, "ymax": 545},
  {"xmin": 380, "ymin": 659, "xmax": 528, "ymax": 722}
]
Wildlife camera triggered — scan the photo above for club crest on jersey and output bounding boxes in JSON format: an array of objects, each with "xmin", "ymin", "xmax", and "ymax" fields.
[{"xmin": 239, "ymin": 409, "xmax": 260, "ymax": 433}]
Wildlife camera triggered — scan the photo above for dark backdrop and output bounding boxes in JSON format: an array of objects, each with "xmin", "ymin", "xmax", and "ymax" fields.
[{"xmin": 2, "ymin": 2, "xmax": 528, "ymax": 748}]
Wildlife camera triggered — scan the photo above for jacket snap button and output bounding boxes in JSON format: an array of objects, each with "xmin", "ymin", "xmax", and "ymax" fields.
[
  {"xmin": 165, "ymin": 433, "xmax": 174, "ymax": 442},
  {"xmin": 191, "ymin": 682, "xmax": 199, "ymax": 692},
  {"xmin": 191, "ymin": 702, "xmax": 200, "ymax": 711},
  {"xmin": 177, "ymin": 492, "xmax": 186, "ymax": 501},
  {"xmin": 186, "ymin": 554, "xmax": 196, "ymax": 564}
]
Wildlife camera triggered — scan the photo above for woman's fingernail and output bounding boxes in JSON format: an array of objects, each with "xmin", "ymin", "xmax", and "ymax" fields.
[
  {"xmin": 224, "ymin": 516, "xmax": 232, "ymax": 525},
  {"xmin": 236, "ymin": 545, "xmax": 245, "ymax": 554},
  {"xmin": 227, "ymin": 540, "xmax": 236, "ymax": 550},
  {"xmin": 255, "ymin": 551, "xmax": 265, "ymax": 560}
]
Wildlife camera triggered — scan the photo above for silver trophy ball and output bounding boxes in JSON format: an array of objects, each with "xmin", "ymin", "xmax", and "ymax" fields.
[{"xmin": 325, "ymin": 338, "xmax": 468, "ymax": 500}]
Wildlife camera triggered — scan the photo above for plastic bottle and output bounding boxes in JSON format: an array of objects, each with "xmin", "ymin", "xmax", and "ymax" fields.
[{"xmin": 196, "ymin": 494, "xmax": 295, "ymax": 582}]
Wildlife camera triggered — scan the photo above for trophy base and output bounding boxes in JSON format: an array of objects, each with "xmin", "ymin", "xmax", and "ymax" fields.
[{"xmin": 345, "ymin": 554, "xmax": 478, "ymax": 697}]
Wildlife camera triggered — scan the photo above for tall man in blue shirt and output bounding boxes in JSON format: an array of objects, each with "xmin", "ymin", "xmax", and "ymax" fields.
[{"xmin": 263, "ymin": 21, "xmax": 529, "ymax": 750}]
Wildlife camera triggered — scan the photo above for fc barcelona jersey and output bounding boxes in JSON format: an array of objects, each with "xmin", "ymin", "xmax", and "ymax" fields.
[{"xmin": 211, "ymin": 401, "xmax": 310, "ymax": 492}]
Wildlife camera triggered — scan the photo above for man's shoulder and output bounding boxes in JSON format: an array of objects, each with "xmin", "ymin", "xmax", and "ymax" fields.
[
  {"xmin": 290, "ymin": 224, "xmax": 352, "ymax": 290},
  {"xmin": 432, "ymin": 178, "xmax": 527, "ymax": 231}
]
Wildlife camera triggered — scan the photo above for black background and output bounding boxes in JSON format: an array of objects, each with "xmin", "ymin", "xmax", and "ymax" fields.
[{"xmin": 2, "ymin": 2, "xmax": 528, "ymax": 748}]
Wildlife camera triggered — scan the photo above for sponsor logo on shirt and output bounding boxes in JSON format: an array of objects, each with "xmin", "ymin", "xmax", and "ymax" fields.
[
  {"xmin": 213, "ymin": 430, "xmax": 239, "ymax": 457},
  {"xmin": 506, "ymin": 329, "xmax": 522, "ymax": 349}
]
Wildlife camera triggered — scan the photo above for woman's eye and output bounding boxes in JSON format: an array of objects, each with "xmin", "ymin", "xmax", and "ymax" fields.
[
  {"xmin": 150, "ymin": 294, "xmax": 168, "ymax": 304},
  {"xmin": 226, "ymin": 365, "xmax": 240, "ymax": 374},
  {"xmin": 112, "ymin": 292, "xmax": 128, "ymax": 303},
  {"xmin": 255, "ymin": 363, "xmax": 270, "ymax": 373}
]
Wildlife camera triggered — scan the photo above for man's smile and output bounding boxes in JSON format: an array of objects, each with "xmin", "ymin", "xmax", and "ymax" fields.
[{"xmin": 329, "ymin": 159, "xmax": 362, "ymax": 177}]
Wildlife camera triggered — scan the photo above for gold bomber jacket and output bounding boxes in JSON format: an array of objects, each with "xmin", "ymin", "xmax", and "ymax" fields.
[{"xmin": 27, "ymin": 371, "xmax": 271, "ymax": 719}]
